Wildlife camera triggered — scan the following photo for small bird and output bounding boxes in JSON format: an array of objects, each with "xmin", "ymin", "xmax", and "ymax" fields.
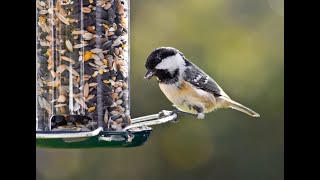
[{"xmin": 144, "ymin": 47, "xmax": 260, "ymax": 119}]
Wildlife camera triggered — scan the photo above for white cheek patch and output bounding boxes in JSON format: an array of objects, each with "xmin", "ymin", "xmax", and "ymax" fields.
[{"xmin": 155, "ymin": 54, "xmax": 186, "ymax": 74}]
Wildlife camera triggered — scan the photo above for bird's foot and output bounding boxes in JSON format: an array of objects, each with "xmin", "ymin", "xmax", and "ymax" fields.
[
  {"xmin": 158, "ymin": 110, "xmax": 180, "ymax": 123},
  {"xmin": 158, "ymin": 110, "xmax": 173, "ymax": 118},
  {"xmin": 158, "ymin": 106, "xmax": 205, "ymax": 123},
  {"xmin": 172, "ymin": 109, "xmax": 193, "ymax": 117},
  {"xmin": 172, "ymin": 109, "xmax": 205, "ymax": 120},
  {"xmin": 196, "ymin": 113, "xmax": 205, "ymax": 119},
  {"xmin": 171, "ymin": 105, "xmax": 205, "ymax": 119}
]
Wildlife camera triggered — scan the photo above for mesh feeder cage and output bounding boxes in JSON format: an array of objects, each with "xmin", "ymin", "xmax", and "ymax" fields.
[{"xmin": 36, "ymin": 0, "xmax": 178, "ymax": 148}]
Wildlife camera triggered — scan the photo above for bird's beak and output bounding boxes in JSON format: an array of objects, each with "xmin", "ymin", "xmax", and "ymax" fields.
[{"xmin": 144, "ymin": 70, "xmax": 155, "ymax": 80}]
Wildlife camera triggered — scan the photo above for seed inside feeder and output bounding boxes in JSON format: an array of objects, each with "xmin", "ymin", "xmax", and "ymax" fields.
[{"xmin": 36, "ymin": 0, "xmax": 130, "ymax": 131}]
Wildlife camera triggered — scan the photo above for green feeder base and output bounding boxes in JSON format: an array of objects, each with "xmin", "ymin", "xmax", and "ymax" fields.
[
  {"xmin": 36, "ymin": 129, "xmax": 152, "ymax": 148},
  {"xmin": 36, "ymin": 111, "xmax": 177, "ymax": 149}
]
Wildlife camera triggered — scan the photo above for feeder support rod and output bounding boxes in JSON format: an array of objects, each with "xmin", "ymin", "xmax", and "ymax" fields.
[{"xmin": 123, "ymin": 111, "xmax": 178, "ymax": 131}]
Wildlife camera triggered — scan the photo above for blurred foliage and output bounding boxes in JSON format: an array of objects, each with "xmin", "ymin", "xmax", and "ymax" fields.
[{"xmin": 37, "ymin": 0, "xmax": 283, "ymax": 179}]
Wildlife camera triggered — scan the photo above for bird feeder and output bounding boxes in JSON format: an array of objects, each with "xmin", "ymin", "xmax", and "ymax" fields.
[{"xmin": 36, "ymin": 0, "xmax": 177, "ymax": 148}]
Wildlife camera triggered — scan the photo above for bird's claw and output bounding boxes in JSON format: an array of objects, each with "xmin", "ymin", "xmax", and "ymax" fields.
[
  {"xmin": 196, "ymin": 113, "xmax": 205, "ymax": 119},
  {"xmin": 172, "ymin": 109, "xmax": 205, "ymax": 119},
  {"xmin": 158, "ymin": 110, "xmax": 180, "ymax": 123},
  {"xmin": 158, "ymin": 110, "xmax": 173, "ymax": 119},
  {"xmin": 172, "ymin": 109, "xmax": 200, "ymax": 118},
  {"xmin": 157, "ymin": 108, "xmax": 205, "ymax": 124}
]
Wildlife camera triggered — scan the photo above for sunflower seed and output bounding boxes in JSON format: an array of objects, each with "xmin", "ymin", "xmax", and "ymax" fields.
[
  {"xmin": 86, "ymin": 94, "xmax": 95, "ymax": 101},
  {"xmin": 82, "ymin": 32, "xmax": 94, "ymax": 40},
  {"xmin": 94, "ymin": 60, "xmax": 104, "ymax": 66},
  {"xmin": 84, "ymin": 83, "xmax": 89, "ymax": 98},
  {"xmin": 39, "ymin": 1, "xmax": 46, "ymax": 7},
  {"xmin": 74, "ymin": 97, "xmax": 88, "ymax": 109},
  {"xmin": 82, "ymin": 7, "xmax": 92, "ymax": 13},
  {"xmin": 73, "ymin": 43, "xmax": 88, "ymax": 48},
  {"xmin": 90, "ymin": 48, "xmax": 103, "ymax": 54},
  {"xmin": 65, "ymin": 39, "xmax": 73, "ymax": 52},
  {"xmin": 56, "ymin": 64, "xmax": 67, "ymax": 73},
  {"xmin": 55, "ymin": 12, "xmax": 70, "ymax": 25},
  {"xmin": 46, "ymin": 80, "xmax": 61, "ymax": 87},
  {"xmin": 55, "ymin": 104, "xmax": 67, "ymax": 108},
  {"xmin": 72, "ymin": 30, "xmax": 86, "ymax": 35},
  {"xmin": 40, "ymin": 41, "xmax": 50, "ymax": 46},
  {"xmin": 57, "ymin": 95, "xmax": 66, "ymax": 102},
  {"xmin": 39, "ymin": 10, "xmax": 48, "ymax": 15},
  {"xmin": 61, "ymin": 56, "xmax": 75, "ymax": 64},
  {"xmin": 59, "ymin": 7, "xmax": 68, "ymax": 17},
  {"xmin": 65, "ymin": 66, "xmax": 80, "ymax": 76}
]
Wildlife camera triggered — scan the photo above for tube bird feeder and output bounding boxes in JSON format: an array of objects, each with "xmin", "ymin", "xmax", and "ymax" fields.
[{"xmin": 36, "ymin": 0, "xmax": 178, "ymax": 148}]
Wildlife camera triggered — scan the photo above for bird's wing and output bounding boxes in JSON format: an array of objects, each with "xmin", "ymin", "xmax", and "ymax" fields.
[{"xmin": 183, "ymin": 60, "xmax": 228, "ymax": 98}]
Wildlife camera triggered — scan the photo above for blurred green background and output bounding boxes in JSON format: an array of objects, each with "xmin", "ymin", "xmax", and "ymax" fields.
[{"xmin": 36, "ymin": 0, "xmax": 284, "ymax": 179}]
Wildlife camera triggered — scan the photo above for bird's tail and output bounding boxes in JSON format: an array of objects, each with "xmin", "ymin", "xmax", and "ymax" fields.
[
  {"xmin": 219, "ymin": 97, "xmax": 260, "ymax": 117},
  {"xmin": 228, "ymin": 99, "xmax": 260, "ymax": 117}
]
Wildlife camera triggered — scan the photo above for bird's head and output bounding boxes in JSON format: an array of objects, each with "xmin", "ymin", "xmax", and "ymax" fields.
[{"xmin": 144, "ymin": 47, "xmax": 186, "ymax": 82}]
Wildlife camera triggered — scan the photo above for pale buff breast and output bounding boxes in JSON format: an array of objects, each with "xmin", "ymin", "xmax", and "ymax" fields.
[{"xmin": 159, "ymin": 81, "xmax": 217, "ymax": 114}]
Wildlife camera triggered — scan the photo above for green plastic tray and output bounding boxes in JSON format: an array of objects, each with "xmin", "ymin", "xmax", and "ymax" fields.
[
  {"xmin": 36, "ymin": 111, "xmax": 177, "ymax": 149},
  {"xmin": 36, "ymin": 129, "xmax": 152, "ymax": 148}
]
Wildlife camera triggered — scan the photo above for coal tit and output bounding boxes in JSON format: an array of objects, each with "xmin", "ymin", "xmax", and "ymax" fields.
[{"xmin": 144, "ymin": 47, "xmax": 260, "ymax": 119}]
